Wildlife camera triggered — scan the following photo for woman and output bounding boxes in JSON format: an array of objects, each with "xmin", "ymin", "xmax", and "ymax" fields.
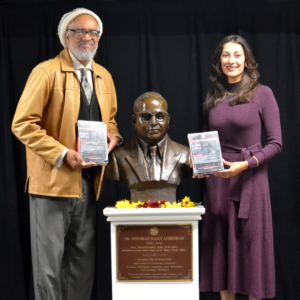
[{"xmin": 198, "ymin": 35, "xmax": 282, "ymax": 300}]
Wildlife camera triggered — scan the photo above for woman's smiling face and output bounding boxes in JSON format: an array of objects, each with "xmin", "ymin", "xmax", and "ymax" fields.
[{"xmin": 221, "ymin": 42, "xmax": 247, "ymax": 83}]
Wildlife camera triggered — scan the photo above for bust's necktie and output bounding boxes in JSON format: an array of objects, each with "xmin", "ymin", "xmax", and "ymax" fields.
[
  {"xmin": 149, "ymin": 145, "xmax": 161, "ymax": 181},
  {"xmin": 81, "ymin": 68, "xmax": 92, "ymax": 104}
]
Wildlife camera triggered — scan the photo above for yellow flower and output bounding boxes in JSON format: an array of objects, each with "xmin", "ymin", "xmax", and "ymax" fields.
[
  {"xmin": 115, "ymin": 200, "xmax": 133, "ymax": 209},
  {"xmin": 115, "ymin": 197, "xmax": 197, "ymax": 209},
  {"xmin": 164, "ymin": 201, "xmax": 181, "ymax": 208},
  {"xmin": 181, "ymin": 196, "xmax": 196, "ymax": 208},
  {"xmin": 131, "ymin": 201, "xmax": 143, "ymax": 208},
  {"xmin": 183, "ymin": 201, "xmax": 195, "ymax": 208},
  {"xmin": 172, "ymin": 202, "xmax": 183, "ymax": 208},
  {"xmin": 182, "ymin": 196, "xmax": 190, "ymax": 203},
  {"xmin": 164, "ymin": 201, "xmax": 173, "ymax": 208}
]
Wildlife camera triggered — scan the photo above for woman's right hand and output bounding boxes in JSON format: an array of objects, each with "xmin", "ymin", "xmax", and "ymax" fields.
[
  {"xmin": 190, "ymin": 162, "xmax": 210, "ymax": 179},
  {"xmin": 195, "ymin": 173, "xmax": 210, "ymax": 179}
]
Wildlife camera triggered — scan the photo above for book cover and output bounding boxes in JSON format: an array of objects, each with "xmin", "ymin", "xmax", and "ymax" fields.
[
  {"xmin": 77, "ymin": 120, "xmax": 108, "ymax": 166},
  {"xmin": 187, "ymin": 131, "xmax": 224, "ymax": 175}
]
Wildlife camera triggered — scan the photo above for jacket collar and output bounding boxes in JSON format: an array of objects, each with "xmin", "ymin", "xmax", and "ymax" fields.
[
  {"xmin": 160, "ymin": 135, "xmax": 181, "ymax": 181},
  {"xmin": 60, "ymin": 48, "xmax": 102, "ymax": 78},
  {"xmin": 125, "ymin": 136, "xmax": 149, "ymax": 182}
]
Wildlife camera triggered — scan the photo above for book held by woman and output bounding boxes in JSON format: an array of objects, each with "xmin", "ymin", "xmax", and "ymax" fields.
[{"xmin": 188, "ymin": 131, "xmax": 223, "ymax": 175}]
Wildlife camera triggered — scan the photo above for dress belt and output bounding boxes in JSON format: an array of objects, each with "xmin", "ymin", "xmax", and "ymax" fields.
[{"xmin": 221, "ymin": 142, "xmax": 262, "ymax": 220}]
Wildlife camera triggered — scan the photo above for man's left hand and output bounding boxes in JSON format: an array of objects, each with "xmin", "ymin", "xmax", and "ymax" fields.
[{"xmin": 107, "ymin": 133, "xmax": 119, "ymax": 153}]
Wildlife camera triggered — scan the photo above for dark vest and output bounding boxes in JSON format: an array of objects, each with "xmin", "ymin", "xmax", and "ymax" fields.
[
  {"xmin": 78, "ymin": 82, "xmax": 102, "ymax": 122},
  {"xmin": 78, "ymin": 82, "xmax": 102, "ymax": 180}
]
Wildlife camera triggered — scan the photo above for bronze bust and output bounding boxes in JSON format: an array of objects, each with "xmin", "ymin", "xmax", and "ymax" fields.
[{"xmin": 105, "ymin": 92, "xmax": 192, "ymax": 202}]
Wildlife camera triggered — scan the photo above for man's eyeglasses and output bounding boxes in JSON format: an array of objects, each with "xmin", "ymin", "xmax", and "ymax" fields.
[
  {"xmin": 136, "ymin": 112, "xmax": 169, "ymax": 123},
  {"xmin": 68, "ymin": 29, "xmax": 100, "ymax": 38}
]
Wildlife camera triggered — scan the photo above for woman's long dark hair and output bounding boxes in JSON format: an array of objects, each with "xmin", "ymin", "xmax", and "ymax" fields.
[{"xmin": 204, "ymin": 35, "xmax": 260, "ymax": 110}]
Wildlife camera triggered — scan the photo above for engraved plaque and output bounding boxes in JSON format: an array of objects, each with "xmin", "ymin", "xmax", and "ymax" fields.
[{"xmin": 116, "ymin": 225, "xmax": 192, "ymax": 281}]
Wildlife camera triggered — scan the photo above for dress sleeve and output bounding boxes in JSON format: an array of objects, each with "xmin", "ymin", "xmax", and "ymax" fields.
[{"xmin": 247, "ymin": 86, "xmax": 282, "ymax": 169}]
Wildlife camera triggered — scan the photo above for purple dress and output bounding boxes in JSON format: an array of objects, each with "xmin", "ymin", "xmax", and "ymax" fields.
[{"xmin": 200, "ymin": 83, "xmax": 282, "ymax": 299}]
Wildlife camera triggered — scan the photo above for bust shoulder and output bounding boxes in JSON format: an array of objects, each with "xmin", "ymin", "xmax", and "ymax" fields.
[{"xmin": 170, "ymin": 140, "xmax": 190, "ymax": 155}]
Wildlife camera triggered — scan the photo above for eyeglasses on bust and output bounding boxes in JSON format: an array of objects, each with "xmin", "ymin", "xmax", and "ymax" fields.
[
  {"xmin": 136, "ymin": 112, "xmax": 169, "ymax": 123},
  {"xmin": 68, "ymin": 29, "xmax": 100, "ymax": 38}
]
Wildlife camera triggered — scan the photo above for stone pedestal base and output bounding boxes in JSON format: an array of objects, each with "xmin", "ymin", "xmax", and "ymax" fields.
[{"xmin": 103, "ymin": 206, "xmax": 205, "ymax": 300}]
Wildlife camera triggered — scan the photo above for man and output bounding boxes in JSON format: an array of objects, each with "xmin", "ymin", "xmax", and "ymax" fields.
[
  {"xmin": 11, "ymin": 8, "xmax": 122, "ymax": 300},
  {"xmin": 105, "ymin": 92, "xmax": 192, "ymax": 202}
]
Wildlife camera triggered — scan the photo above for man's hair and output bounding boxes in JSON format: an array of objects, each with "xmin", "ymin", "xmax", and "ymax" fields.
[
  {"xmin": 58, "ymin": 8, "xmax": 103, "ymax": 48},
  {"xmin": 133, "ymin": 92, "xmax": 168, "ymax": 113},
  {"xmin": 67, "ymin": 17, "xmax": 100, "ymax": 35}
]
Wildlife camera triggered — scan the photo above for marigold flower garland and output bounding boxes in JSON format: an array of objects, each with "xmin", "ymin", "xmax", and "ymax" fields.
[{"xmin": 115, "ymin": 196, "xmax": 201, "ymax": 209}]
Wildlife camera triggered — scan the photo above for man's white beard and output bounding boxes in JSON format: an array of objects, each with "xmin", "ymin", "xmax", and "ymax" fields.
[{"xmin": 70, "ymin": 43, "xmax": 98, "ymax": 62}]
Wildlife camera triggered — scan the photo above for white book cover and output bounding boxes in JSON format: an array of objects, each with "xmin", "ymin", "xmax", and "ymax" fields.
[
  {"xmin": 187, "ymin": 131, "xmax": 224, "ymax": 175},
  {"xmin": 77, "ymin": 120, "xmax": 108, "ymax": 166}
]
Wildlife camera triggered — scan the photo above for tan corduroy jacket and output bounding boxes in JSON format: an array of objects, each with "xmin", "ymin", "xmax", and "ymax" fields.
[{"xmin": 12, "ymin": 48, "xmax": 122, "ymax": 199}]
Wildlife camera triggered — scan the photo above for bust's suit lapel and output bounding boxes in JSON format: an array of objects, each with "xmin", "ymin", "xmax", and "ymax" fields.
[
  {"xmin": 161, "ymin": 135, "xmax": 181, "ymax": 181},
  {"xmin": 125, "ymin": 136, "xmax": 149, "ymax": 182}
]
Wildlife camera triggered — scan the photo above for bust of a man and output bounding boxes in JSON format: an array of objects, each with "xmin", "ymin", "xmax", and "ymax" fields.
[{"xmin": 105, "ymin": 92, "xmax": 192, "ymax": 202}]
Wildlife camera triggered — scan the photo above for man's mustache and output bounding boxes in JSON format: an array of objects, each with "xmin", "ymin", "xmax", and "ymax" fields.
[
  {"xmin": 146, "ymin": 124, "xmax": 161, "ymax": 132},
  {"xmin": 79, "ymin": 41, "xmax": 95, "ymax": 46}
]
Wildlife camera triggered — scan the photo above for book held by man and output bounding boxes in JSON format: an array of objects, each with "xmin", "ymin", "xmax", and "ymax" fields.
[
  {"xmin": 77, "ymin": 120, "xmax": 108, "ymax": 166},
  {"xmin": 188, "ymin": 131, "xmax": 224, "ymax": 175}
]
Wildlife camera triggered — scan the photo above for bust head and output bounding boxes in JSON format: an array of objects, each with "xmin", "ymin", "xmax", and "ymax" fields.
[{"xmin": 131, "ymin": 92, "xmax": 170, "ymax": 145}]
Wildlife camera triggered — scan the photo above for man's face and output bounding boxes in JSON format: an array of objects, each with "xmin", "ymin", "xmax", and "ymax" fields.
[
  {"xmin": 132, "ymin": 98, "xmax": 170, "ymax": 145},
  {"xmin": 65, "ymin": 15, "xmax": 99, "ymax": 63}
]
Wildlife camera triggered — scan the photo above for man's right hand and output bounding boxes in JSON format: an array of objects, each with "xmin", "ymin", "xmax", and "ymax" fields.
[{"xmin": 64, "ymin": 149, "xmax": 97, "ymax": 169}]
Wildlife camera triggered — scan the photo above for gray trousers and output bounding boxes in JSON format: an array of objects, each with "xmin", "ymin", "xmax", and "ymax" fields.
[{"xmin": 29, "ymin": 175, "xmax": 96, "ymax": 300}]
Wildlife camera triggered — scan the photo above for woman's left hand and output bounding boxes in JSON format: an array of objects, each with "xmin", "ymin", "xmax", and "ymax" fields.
[{"xmin": 214, "ymin": 159, "xmax": 249, "ymax": 179}]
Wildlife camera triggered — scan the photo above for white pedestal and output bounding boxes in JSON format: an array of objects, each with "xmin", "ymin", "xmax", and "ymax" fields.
[{"xmin": 103, "ymin": 207, "xmax": 205, "ymax": 300}]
